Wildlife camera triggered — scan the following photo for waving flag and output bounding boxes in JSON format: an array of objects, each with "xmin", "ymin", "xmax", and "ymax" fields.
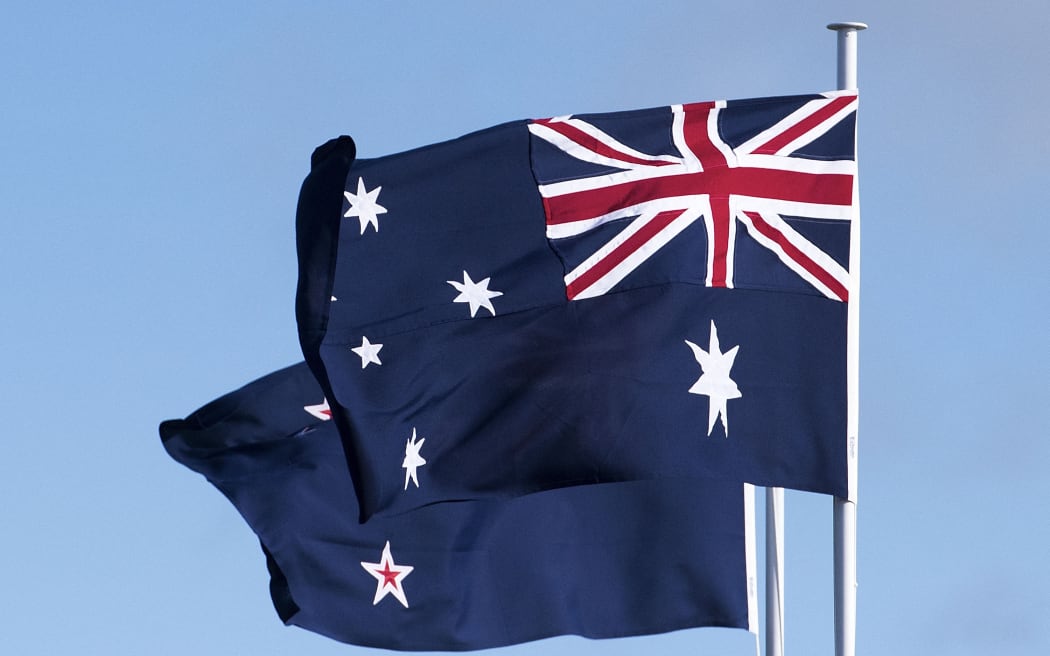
[
  {"xmin": 296, "ymin": 91, "xmax": 857, "ymax": 520},
  {"xmin": 530, "ymin": 93, "xmax": 856, "ymax": 300},
  {"xmin": 161, "ymin": 363, "xmax": 755, "ymax": 651}
]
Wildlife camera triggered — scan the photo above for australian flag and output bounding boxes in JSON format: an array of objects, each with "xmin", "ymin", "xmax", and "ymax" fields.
[
  {"xmin": 161, "ymin": 363, "xmax": 755, "ymax": 651},
  {"xmin": 296, "ymin": 91, "xmax": 858, "ymax": 521}
]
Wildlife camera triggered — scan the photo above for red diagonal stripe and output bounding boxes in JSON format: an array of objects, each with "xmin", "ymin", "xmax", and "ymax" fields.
[
  {"xmin": 533, "ymin": 119, "xmax": 675, "ymax": 168},
  {"xmin": 742, "ymin": 211, "xmax": 849, "ymax": 301},
  {"xmin": 566, "ymin": 210, "xmax": 684, "ymax": 300},
  {"xmin": 751, "ymin": 95, "xmax": 856, "ymax": 155}
]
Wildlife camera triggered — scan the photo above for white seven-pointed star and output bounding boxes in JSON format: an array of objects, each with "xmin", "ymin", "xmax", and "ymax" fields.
[
  {"xmin": 402, "ymin": 428, "xmax": 427, "ymax": 490},
  {"xmin": 343, "ymin": 177, "xmax": 388, "ymax": 234},
  {"xmin": 351, "ymin": 336, "xmax": 383, "ymax": 369},
  {"xmin": 360, "ymin": 541, "xmax": 414, "ymax": 608},
  {"xmin": 447, "ymin": 271, "xmax": 503, "ymax": 317},
  {"xmin": 685, "ymin": 321, "xmax": 742, "ymax": 437},
  {"xmin": 303, "ymin": 398, "xmax": 332, "ymax": 421}
]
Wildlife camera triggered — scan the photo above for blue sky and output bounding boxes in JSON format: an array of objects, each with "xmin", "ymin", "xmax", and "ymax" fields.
[{"xmin": 2, "ymin": 2, "xmax": 1047, "ymax": 654}]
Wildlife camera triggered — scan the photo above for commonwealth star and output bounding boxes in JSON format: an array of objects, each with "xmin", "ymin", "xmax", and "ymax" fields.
[
  {"xmin": 402, "ymin": 428, "xmax": 427, "ymax": 490},
  {"xmin": 685, "ymin": 320, "xmax": 742, "ymax": 437}
]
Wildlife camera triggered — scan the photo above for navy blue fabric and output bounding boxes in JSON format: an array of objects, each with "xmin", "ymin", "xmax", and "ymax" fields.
[
  {"xmin": 296, "ymin": 93, "xmax": 852, "ymax": 521},
  {"xmin": 161, "ymin": 363, "xmax": 750, "ymax": 651}
]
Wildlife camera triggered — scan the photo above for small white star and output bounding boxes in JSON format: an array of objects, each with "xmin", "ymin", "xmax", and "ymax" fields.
[
  {"xmin": 360, "ymin": 541, "xmax": 414, "ymax": 608},
  {"xmin": 685, "ymin": 320, "xmax": 742, "ymax": 437},
  {"xmin": 447, "ymin": 270, "xmax": 503, "ymax": 317},
  {"xmin": 303, "ymin": 398, "xmax": 332, "ymax": 421},
  {"xmin": 351, "ymin": 336, "xmax": 383, "ymax": 369},
  {"xmin": 343, "ymin": 177, "xmax": 388, "ymax": 234},
  {"xmin": 402, "ymin": 428, "xmax": 427, "ymax": 490}
]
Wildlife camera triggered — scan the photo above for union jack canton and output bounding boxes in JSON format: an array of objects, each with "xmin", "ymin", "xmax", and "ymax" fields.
[{"xmin": 528, "ymin": 91, "xmax": 857, "ymax": 302}]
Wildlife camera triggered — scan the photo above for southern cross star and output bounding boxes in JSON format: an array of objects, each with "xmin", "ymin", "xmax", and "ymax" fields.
[
  {"xmin": 343, "ymin": 177, "xmax": 388, "ymax": 234},
  {"xmin": 351, "ymin": 336, "xmax": 383, "ymax": 369},
  {"xmin": 447, "ymin": 271, "xmax": 503, "ymax": 317},
  {"xmin": 685, "ymin": 320, "xmax": 742, "ymax": 437},
  {"xmin": 303, "ymin": 398, "xmax": 332, "ymax": 421},
  {"xmin": 402, "ymin": 428, "xmax": 426, "ymax": 490},
  {"xmin": 360, "ymin": 541, "xmax": 414, "ymax": 608}
]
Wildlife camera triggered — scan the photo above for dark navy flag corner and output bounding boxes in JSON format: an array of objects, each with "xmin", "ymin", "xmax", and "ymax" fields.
[
  {"xmin": 297, "ymin": 90, "xmax": 858, "ymax": 520},
  {"xmin": 160, "ymin": 363, "xmax": 756, "ymax": 651}
]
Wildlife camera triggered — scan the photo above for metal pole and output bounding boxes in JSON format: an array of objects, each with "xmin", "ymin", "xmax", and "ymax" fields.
[
  {"xmin": 765, "ymin": 487, "xmax": 785, "ymax": 656},
  {"xmin": 745, "ymin": 484, "xmax": 761, "ymax": 656},
  {"xmin": 829, "ymin": 22, "xmax": 866, "ymax": 89},
  {"xmin": 827, "ymin": 20, "xmax": 866, "ymax": 656},
  {"xmin": 833, "ymin": 497, "xmax": 857, "ymax": 656}
]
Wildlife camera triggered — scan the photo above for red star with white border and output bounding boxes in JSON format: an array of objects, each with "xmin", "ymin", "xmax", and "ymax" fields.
[
  {"xmin": 303, "ymin": 398, "xmax": 332, "ymax": 421},
  {"xmin": 360, "ymin": 541, "xmax": 414, "ymax": 608}
]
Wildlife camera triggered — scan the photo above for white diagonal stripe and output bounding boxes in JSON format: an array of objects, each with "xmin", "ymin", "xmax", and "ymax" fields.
[
  {"xmin": 531, "ymin": 117, "xmax": 682, "ymax": 168},
  {"xmin": 537, "ymin": 162, "xmax": 690, "ymax": 198},
  {"xmin": 766, "ymin": 100, "xmax": 858, "ymax": 156},
  {"xmin": 566, "ymin": 204, "xmax": 705, "ymax": 299},
  {"xmin": 737, "ymin": 210, "xmax": 850, "ymax": 301},
  {"xmin": 736, "ymin": 96, "xmax": 858, "ymax": 156}
]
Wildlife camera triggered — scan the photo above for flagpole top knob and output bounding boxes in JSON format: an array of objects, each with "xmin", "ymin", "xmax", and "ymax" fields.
[{"xmin": 827, "ymin": 22, "xmax": 868, "ymax": 32}]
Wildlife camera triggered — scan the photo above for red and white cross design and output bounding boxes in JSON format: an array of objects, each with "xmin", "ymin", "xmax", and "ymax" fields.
[{"xmin": 529, "ymin": 92, "xmax": 858, "ymax": 302}]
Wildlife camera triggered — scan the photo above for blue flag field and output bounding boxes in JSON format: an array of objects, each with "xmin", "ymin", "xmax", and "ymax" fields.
[
  {"xmin": 161, "ymin": 363, "xmax": 754, "ymax": 651},
  {"xmin": 295, "ymin": 91, "xmax": 858, "ymax": 520}
]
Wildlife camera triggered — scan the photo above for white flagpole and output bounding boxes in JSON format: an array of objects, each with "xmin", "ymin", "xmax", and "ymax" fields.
[
  {"xmin": 745, "ymin": 484, "xmax": 761, "ymax": 656},
  {"xmin": 827, "ymin": 20, "xmax": 866, "ymax": 656},
  {"xmin": 765, "ymin": 487, "xmax": 785, "ymax": 656}
]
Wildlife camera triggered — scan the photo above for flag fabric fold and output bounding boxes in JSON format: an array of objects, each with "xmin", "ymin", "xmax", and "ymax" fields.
[
  {"xmin": 296, "ymin": 91, "xmax": 858, "ymax": 520},
  {"xmin": 161, "ymin": 363, "xmax": 754, "ymax": 651}
]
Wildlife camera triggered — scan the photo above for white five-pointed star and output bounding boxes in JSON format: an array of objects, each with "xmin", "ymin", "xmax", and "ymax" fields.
[
  {"xmin": 402, "ymin": 428, "xmax": 427, "ymax": 490},
  {"xmin": 447, "ymin": 271, "xmax": 503, "ymax": 317},
  {"xmin": 360, "ymin": 541, "xmax": 414, "ymax": 608},
  {"xmin": 685, "ymin": 321, "xmax": 742, "ymax": 437},
  {"xmin": 351, "ymin": 336, "xmax": 383, "ymax": 369},
  {"xmin": 303, "ymin": 398, "xmax": 332, "ymax": 421},
  {"xmin": 343, "ymin": 177, "xmax": 388, "ymax": 234}
]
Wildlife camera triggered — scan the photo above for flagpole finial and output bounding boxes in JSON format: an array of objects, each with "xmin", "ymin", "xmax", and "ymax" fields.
[
  {"xmin": 827, "ymin": 22, "xmax": 868, "ymax": 90},
  {"xmin": 827, "ymin": 22, "xmax": 868, "ymax": 32}
]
